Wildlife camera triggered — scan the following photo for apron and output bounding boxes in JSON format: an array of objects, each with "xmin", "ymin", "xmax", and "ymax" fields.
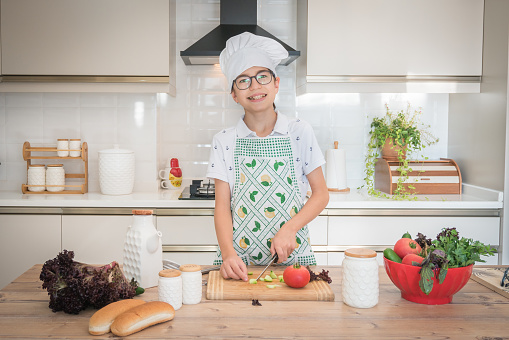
[{"xmin": 213, "ymin": 134, "xmax": 316, "ymax": 266}]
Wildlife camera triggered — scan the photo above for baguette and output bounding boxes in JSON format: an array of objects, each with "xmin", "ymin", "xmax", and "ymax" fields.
[
  {"xmin": 89, "ymin": 299, "xmax": 146, "ymax": 335},
  {"xmin": 110, "ymin": 301, "xmax": 175, "ymax": 337}
]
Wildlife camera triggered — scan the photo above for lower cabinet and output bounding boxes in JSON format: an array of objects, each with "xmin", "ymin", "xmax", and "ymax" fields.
[
  {"xmin": 0, "ymin": 214, "xmax": 61, "ymax": 290},
  {"xmin": 61, "ymin": 215, "xmax": 135, "ymax": 264}
]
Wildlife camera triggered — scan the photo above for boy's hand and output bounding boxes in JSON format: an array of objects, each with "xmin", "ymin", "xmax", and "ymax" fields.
[
  {"xmin": 271, "ymin": 226, "xmax": 297, "ymax": 263},
  {"xmin": 220, "ymin": 254, "xmax": 248, "ymax": 281}
]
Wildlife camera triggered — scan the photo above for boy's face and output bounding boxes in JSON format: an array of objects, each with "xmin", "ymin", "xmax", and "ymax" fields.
[{"xmin": 230, "ymin": 66, "xmax": 280, "ymax": 113}]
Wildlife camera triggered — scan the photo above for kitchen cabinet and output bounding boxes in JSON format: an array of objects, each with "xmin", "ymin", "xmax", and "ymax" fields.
[
  {"xmin": 327, "ymin": 215, "xmax": 500, "ymax": 265},
  {"xmin": 297, "ymin": 0, "xmax": 484, "ymax": 93},
  {"xmin": 0, "ymin": 214, "xmax": 61, "ymax": 289},
  {"xmin": 0, "ymin": 0, "xmax": 176, "ymax": 94},
  {"xmin": 61, "ymin": 215, "xmax": 135, "ymax": 264}
]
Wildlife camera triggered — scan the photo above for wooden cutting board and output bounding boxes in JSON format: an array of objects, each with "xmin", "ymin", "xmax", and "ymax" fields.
[
  {"xmin": 471, "ymin": 267, "xmax": 509, "ymax": 299},
  {"xmin": 206, "ymin": 268, "xmax": 335, "ymax": 301}
]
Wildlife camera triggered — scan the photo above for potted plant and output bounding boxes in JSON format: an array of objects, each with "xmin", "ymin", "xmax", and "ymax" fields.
[{"xmin": 362, "ymin": 103, "xmax": 439, "ymax": 200}]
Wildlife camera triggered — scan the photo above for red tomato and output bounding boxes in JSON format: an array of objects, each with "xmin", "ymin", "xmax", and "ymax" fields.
[
  {"xmin": 402, "ymin": 254, "xmax": 424, "ymax": 266},
  {"xmin": 394, "ymin": 238, "xmax": 422, "ymax": 259},
  {"xmin": 283, "ymin": 263, "xmax": 310, "ymax": 288}
]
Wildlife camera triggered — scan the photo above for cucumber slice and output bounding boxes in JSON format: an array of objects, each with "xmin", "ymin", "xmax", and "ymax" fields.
[
  {"xmin": 266, "ymin": 285, "xmax": 276, "ymax": 289},
  {"xmin": 264, "ymin": 275, "xmax": 273, "ymax": 282},
  {"xmin": 249, "ymin": 279, "xmax": 257, "ymax": 284},
  {"xmin": 259, "ymin": 278, "xmax": 265, "ymax": 281},
  {"xmin": 248, "ymin": 272, "xmax": 253, "ymax": 275},
  {"xmin": 270, "ymin": 270, "xmax": 277, "ymax": 279}
]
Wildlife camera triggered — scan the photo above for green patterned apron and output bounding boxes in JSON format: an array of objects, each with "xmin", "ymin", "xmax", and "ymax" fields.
[{"xmin": 214, "ymin": 135, "xmax": 316, "ymax": 266}]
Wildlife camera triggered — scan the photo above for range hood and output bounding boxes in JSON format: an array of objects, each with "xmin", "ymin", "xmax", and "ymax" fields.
[{"xmin": 180, "ymin": 0, "xmax": 300, "ymax": 66}]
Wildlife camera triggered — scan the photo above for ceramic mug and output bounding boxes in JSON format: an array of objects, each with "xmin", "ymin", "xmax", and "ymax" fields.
[
  {"xmin": 161, "ymin": 179, "xmax": 172, "ymax": 189},
  {"xmin": 159, "ymin": 167, "xmax": 171, "ymax": 180}
]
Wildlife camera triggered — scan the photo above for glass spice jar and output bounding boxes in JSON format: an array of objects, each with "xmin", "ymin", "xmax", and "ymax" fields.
[{"xmin": 342, "ymin": 248, "xmax": 379, "ymax": 308}]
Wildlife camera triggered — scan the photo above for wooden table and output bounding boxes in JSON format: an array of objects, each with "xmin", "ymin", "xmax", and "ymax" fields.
[{"xmin": 1, "ymin": 265, "xmax": 508, "ymax": 339}]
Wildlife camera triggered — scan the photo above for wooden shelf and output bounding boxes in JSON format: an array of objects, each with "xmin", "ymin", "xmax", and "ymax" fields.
[{"xmin": 22, "ymin": 141, "xmax": 88, "ymax": 195}]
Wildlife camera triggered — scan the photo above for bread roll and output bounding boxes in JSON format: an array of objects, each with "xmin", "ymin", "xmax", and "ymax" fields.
[
  {"xmin": 89, "ymin": 299, "xmax": 146, "ymax": 335},
  {"xmin": 110, "ymin": 301, "xmax": 175, "ymax": 337}
]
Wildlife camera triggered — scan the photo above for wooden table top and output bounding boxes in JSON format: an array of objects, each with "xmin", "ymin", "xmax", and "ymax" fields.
[{"xmin": 1, "ymin": 265, "xmax": 508, "ymax": 339}]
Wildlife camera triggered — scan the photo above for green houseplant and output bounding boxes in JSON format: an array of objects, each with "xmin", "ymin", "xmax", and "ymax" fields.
[{"xmin": 362, "ymin": 104, "xmax": 439, "ymax": 200}]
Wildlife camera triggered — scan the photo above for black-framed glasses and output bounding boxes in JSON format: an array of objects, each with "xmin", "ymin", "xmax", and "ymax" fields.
[
  {"xmin": 233, "ymin": 70, "xmax": 274, "ymax": 90},
  {"xmin": 501, "ymin": 267, "xmax": 509, "ymax": 287}
]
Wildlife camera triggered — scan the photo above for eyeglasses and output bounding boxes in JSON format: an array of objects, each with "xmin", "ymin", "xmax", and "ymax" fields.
[
  {"xmin": 501, "ymin": 267, "xmax": 509, "ymax": 288},
  {"xmin": 233, "ymin": 70, "xmax": 274, "ymax": 90}
]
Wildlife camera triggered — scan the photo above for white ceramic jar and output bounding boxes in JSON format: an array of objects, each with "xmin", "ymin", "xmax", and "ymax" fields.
[
  {"xmin": 179, "ymin": 264, "xmax": 202, "ymax": 305},
  {"xmin": 46, "ymin": 164, "xmax": 65, "ymax": 192},
  {"xmin": 57, "ymin": 139, "xmax": 69, "ymax": 157},
  {"xmin": 342, "ymin": 248, "xmax": 379, "ymax": 308},
  {"xmin": 69, "ymin": 139, "xmax": 81, "ymax": 157},
  {"xmin": 98, "ymin": 144, "xmax": 135, "ymax": 195},
  {"xmin": 27, "ymin": 164, "xmax": 46, "ymax": 192},
  {"xmin": 158, "ymin": 269, "xmax": 182, "ymax": 311},
  {"xmin": 123, "ymin": 210, "xmax": 162, "ymax": 288}
]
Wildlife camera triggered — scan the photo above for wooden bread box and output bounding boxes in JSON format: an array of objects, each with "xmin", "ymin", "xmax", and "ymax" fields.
[{"xmin": 375, "ymin": 158, "xmax": 462, "ymax": 195}]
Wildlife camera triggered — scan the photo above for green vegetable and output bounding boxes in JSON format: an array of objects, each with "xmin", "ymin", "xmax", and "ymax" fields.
[
  {"xmin": 264, "ymin": 275, "xmax": 273, "ymax": 282},
  {"xmin": 259, "ymin": 278, "xmax": 265, "ymax": 282},
  {"xmin": 383, "ymin": 248, "xmax": 402, "ymax": 263},
  {"xmin": 266, "ymin": 285, "xmax": 276, "ymax": 289},
  {"xmin": 278, "ymin": 275, "xmax": 284, "ymax": 283},
  {"xmin": 402, "ymin": 231, "xmax": 412, "ymax": 239},
  {"xmin": 270, "ymin": 271, "xmax": 277, "ymax": 279},
  {"xmin": 248, "ymin": 272, "xmax": 253, "ymax": 275},
  {"xmin": 249, "ymin": 279, "xmax": 257, "ymax": 284},
  {"xmin": 135, "ymin": 287, "xmax": 145, "ymax": 295}
]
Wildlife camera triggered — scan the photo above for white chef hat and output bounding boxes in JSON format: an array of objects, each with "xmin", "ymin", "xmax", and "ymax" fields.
[{"xmin": 220, "ymin": 32, "xmax": 288, "ymax": 88}]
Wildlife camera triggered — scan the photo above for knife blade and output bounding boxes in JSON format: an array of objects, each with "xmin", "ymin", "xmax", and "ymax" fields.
[{"xmin": 255, "ymin": 253, "xmax": 279, "ymax": 281}]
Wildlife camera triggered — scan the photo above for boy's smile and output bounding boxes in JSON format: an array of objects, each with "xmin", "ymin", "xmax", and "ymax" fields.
[{"xmin": 231, "ymin": 66, "xmax": 279, "ymax": 113}]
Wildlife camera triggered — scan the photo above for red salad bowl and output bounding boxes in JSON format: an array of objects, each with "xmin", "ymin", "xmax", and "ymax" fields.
[{"xmin": 383, "ymin": 257, "xmax": 473, "ymax": 305}]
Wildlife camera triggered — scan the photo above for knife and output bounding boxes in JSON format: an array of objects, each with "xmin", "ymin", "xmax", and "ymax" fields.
[{"xmin": 255, "ymin": 253, "xmax": 279, "ymax": 281}]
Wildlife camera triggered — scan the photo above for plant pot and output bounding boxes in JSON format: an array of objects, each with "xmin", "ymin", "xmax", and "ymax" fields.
[{"xmin": 381, "ymin": 138, "xmax": 407, "ymax": 160}]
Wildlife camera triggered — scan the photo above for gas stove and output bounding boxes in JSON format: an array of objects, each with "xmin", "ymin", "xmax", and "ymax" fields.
[{"xmin": 178, "ymin": 179, "xmax": 215, "ymax": 200}]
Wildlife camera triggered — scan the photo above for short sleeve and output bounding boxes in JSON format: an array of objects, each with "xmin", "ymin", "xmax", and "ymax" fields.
[
  {"xmin": 300, "ymin": 122, "xmax": 325, "ymax": 175},
  {"xmin": 206, "ymin": 134, "xmax": 228, "ymax": 182}
]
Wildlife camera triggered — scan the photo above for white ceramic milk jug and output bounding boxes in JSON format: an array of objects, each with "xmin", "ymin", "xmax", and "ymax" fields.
[{"xmin": 123, "ymin": 210, "xmax": 163, "ymax": 288}]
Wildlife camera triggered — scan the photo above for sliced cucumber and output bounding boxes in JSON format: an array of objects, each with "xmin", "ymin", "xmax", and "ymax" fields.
[
  {"xmin": 266, "ymin": 284, "xmax": 276, "ymax": 289},
  {"xmin": 259, "ymin": 278, "xmax": 265, "ymax": 281},
  {"xmin": 249, "ymin": 279, "xmax": 258, "ymax": 284},
  {"xmin": 270, "ymin": 270, "xmax": 277, "ymax": 279},
  {"xmin": 264, "ymin": 275, "xmax": 273, "ymax": 282},
  {"xmin": 248, "ymin": 272, "xmax": 253, "ymax": 275}
]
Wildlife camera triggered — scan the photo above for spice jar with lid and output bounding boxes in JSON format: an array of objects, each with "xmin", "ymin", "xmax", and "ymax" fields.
[
  {"xmin": 57, "ymin": 139, "xmax": 69, "ymax": 157},
  {"xmin": 179, "ymin": 264, "xmax": 202, "ymax": 305},
  {"xmin": 27, "ymin": 164, "xmax": 46, "ymax": 192},
  {"xmin": 46, "ymin": 164, "xmax": 65, "ymax": 192},
  {"xmin": 69, "ymin": 139, "xmax": 81, "ymax": 157},
  {"xmin": 342, "ymin": 248, "xmax": 379, "ymax": 308},
  {"xmin": 158, "ymin": 269, "xmax": 182, "ymax": 310}
]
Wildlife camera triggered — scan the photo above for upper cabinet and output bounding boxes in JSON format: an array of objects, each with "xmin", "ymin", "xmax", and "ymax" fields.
[
  {"xmin": 297, "ymin": 0, "xmax": 484, "ymax": 93},
  {"xmin": 0, "ymin": 0, "xmax": 176, "ymax": 94}
]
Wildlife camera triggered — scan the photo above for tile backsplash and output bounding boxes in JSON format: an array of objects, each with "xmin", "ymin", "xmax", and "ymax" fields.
[{"xmin": 0, "ymin": 0, "xmax": 448, "ymax": 193}]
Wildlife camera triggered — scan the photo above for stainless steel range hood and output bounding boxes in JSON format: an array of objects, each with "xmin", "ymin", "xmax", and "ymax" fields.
[{"xmin": 180, "ymin": 0, "xmax": 300, "ymax": 66}]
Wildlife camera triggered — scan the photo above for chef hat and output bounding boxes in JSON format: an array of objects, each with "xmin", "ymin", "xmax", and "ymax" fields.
[{"xmin": 220, "ymin": 32, "xmax": 288, "ymax": 88}]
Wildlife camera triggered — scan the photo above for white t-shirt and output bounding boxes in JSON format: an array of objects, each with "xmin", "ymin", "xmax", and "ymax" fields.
[{"xmin": 206, "ymin": 112, "xmax": 325, "ymax": 202}]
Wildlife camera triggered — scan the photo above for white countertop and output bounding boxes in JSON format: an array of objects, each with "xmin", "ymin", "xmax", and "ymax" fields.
[{"xmin": 0, "ymin": 184, "xmax": 503, "ymax": 210}]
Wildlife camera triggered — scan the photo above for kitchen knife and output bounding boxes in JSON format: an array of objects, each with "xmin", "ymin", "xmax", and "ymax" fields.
[{"xmin": 255, "ymin": 253, "xmax": 279, "ymax": 281}]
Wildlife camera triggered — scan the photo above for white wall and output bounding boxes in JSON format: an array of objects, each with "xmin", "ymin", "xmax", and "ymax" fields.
[{"xmin": 0, "ymin": 0, "xmax": 449, "ymax": 193}]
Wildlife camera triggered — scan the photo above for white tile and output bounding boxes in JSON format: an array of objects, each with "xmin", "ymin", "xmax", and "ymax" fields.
[
  {"xmin": 190, "ymin": 93, "xmax": 225, "ymax": 109},
  {"xmin": 43, "ymin": 93, "xmax": 80, "ymax": 107},
  {"xmin": 189, "ymin": 110, "xmax": 224, "ymax": 129},
  {"xmin": 43, "ymin": 108, "xmax": 80, "ymax": 142},
  {"xmin": 6, "ymin": 143, "xmax": 23, "ymax": 162},
  {"xmin": 117, "ymin": 94, "xmax": 157, "ymax": 108},
  {"xmin": 5, "ymin": 108, "xmax": 44, "ymax": 144},
  {"xmin": 0, "ymin": 107, "xmax": 5, "ymax": 144},
  {"xmin": 116, "ymin": 107, "xmax": 157, "ymax": 145},
  {"xmin": 6, "ymin": 161, "xmax": 26, "ymax": 186},
  {"xmin": 80, "ymin": 108, "xmax": 117, "ymax": 144},
  {"xmin": 80, "ymin": 93, "xmax": 117, "ymax": 107},
  {"xmin": 0, "ymin": 93, "xmax": 5, "ymax": 106},
  {"xmin": 5, "ymin": 93, "xmax": 43, "ymax": 107},
  {"xmin": 0, "ymin": 144, "xmax": 6, "ymax": 180}
]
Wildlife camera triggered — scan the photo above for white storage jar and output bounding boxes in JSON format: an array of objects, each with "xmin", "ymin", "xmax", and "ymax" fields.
[
  {"xmin": 46, "ymin": 164, "xmax": 65, "ymax": 192},
  {"xmin": 27, "ymin": 164, "xmax": 46, "ymax": 192},
  {"xmin": 98, "ymin": 145, "xmax": 135, "ymax": 195},
  {"xmin": 179, "ymin": 264, "xmax": 202, "ymax": 305},
  {"xmin": 158, "ymin": 269, "xmax": 182, "ymax": 311},
  {"xmin": 342, "ymin": 248, "xmax": 379, "ymax": 308}
]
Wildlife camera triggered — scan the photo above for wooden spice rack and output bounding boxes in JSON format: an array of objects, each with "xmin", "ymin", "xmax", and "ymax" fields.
[{"xmin": 22, "ymin": 141, "xmax": 88, "ymax": 194}]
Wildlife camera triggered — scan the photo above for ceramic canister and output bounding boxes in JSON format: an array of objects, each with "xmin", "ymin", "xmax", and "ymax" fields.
[
  {"xmin": 69, "ymin": 139, "xmax": 81, "ymax": 157},
  {"xmin": 179, "ymin": 264, "xmax": 202, "ymax": 305},
  {"xmin": 57, "ymin": 139, "xmax": 69, "ymax": 157},
  {"xmin": 158, "ymin": 269, "xmax": 182, "ymax": 311},
  {"xmin": 98, "ymin": 144, "xmax": 135, "ymax": 195},
  {"xmin": 46, "ymin": 164, "xmax": 65, "ymax": 192},
  {"xmin": 342, "ymin": 248, "xmax": 379, "ymax": 308},
  {"xmin": 27, "ymin": 164, "xmax": 46, "ymax": 192}
]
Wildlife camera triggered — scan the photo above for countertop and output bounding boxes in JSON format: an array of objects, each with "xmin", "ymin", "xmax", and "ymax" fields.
[
  {"xmin": 1, "ymin": 264, "xmax": 508, "ymax": 339},
  {"xmin": 0, "ymin": 183, "xmax": 503, "ymax": 210}
]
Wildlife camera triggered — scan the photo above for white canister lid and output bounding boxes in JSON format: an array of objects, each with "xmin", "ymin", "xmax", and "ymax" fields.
[
  {"xmin": 98, "ymin": 144, "xmax": 134, "ymax": 154},
  {"xmin": 345, "ymin": 248, "xmax": 377, "ymax": 258}
]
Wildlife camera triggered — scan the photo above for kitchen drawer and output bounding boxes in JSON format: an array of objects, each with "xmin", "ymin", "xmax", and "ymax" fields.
[
  {"xmin": 0, "ymin": 214, "xmax": 61, "ymax": 290},
  {"xmin": 308, "ymin": 216, "xmax": 327, "ymax": 245},
  {"xmin": 157, "ymin": 216, "xmax": 217, "ymax": 245},
  {"xmin": 328, "ymin": 216, "xmax": 500, "ymax": 247},
  {"xmin": 62, "ymin": 215, "xmax": 133, "ymax": 264}
]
